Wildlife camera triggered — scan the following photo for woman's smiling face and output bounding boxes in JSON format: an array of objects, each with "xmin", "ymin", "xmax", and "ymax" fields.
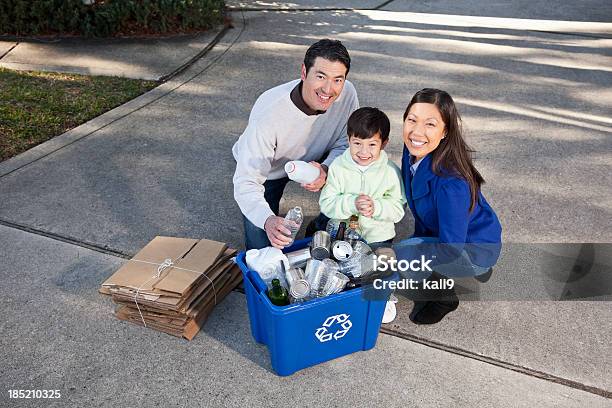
[{"xmin": 403, "ymin": 102, "xmax": 446, "ymax": 161}]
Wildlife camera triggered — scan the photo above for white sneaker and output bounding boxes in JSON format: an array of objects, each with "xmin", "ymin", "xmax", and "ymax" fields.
[{"xmin": 382, "ymin": 294, "xmax": 398, "ymax": 323}]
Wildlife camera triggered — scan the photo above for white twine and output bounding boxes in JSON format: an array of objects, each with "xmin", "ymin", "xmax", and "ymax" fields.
[{"xmin": 129, "ymin": 258, "xmax": 218, "ymax": 328}]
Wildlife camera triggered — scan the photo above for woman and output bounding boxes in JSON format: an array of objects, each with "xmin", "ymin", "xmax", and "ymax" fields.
[{"xmin": 396, "ymin": 88, "xmax": 502, "ymax": 324}]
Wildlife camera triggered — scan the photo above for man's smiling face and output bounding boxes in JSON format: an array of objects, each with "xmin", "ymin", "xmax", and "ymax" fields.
[{"xmin": 301, "ymin": 57, "xmax": 347, "ymax": 112}]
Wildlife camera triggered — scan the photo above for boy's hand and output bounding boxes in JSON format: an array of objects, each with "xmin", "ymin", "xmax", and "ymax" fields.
[
  {"xmin": 264, "ymin": 216, "xmax": 293, "ymax": 249},
  {"xmin": 355, "ymin": 194, "xmax": 374, "ymax": 218},
  {"xmin": 301, "ymin": 162, "xmax": 327, "ymax": 192}
]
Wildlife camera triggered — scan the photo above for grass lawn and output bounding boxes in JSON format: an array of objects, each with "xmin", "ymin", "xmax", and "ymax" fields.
[{"xmin": 0, "ymin": 68, "xmax": 157, "ymax": 162}]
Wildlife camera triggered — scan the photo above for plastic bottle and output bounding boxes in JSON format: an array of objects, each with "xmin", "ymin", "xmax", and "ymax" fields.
[
  {"xmin": 285, "ymin": 161, "xmax": 320, "ymax": 184},
  {"xmin": 267, "ymin": 278, "xmax": 289, "ymax": 306},
  {"xmin": 284, "ymin": 207, "xmax": 303, "ymax": 244},
  {"xmin": 245, "ymin": 247, "xmax": 290, "ymax": 288}
]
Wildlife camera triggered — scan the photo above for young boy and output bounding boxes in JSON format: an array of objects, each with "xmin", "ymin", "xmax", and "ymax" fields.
[{"xmin": 319, "ymin": 107, "xmax": 406, "ymax": 250}]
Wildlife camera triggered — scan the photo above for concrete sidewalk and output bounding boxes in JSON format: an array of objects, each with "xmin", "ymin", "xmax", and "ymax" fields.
[
  {"xmin": 0, "ymin": 28, "xmax": 224, "ymax": 81},
  {"xmin": 1, "ymin": 1, "xmax": 611, "ymax": 405},
  {"xmin": 0, "ymin": 225, "xmax": 609, "ymax": 407}
]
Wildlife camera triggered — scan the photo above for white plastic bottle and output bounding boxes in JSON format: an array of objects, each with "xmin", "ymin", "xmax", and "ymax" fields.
[
  {"xmin": 285, "ymin": 161, "xmax": 320, "ymax": 184},
  {"xmin": 245, "ymin": 247, "xmax": 290, "ymax": 288},
  {"xmin": 284, "ymin": 206, "xmax": 304, "ymax": 244}
]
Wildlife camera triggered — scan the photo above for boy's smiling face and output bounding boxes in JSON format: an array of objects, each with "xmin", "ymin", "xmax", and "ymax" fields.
[{"xmin": 349, "ymin": 133, "xmax": 387, "ymax": 166}]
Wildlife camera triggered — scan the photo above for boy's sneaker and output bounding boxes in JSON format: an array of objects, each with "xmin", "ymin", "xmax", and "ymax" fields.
[{"xmin": 382, "ymin": 294, "xmax": 398, "ymax": 323}]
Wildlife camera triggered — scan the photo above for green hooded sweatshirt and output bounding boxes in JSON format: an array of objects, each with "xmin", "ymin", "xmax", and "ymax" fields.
[{"xmin": 320, "ymin": 149, "xmax": 406, "ymax": 243}]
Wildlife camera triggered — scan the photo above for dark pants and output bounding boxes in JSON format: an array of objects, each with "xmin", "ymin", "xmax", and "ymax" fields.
[
  {"xmin": 369, "ymin": 239, "xmax": 393, "ymax": 251},
  {"xmin": 242, "ymin": 177, "xmax": 329, "ymax": 250}
]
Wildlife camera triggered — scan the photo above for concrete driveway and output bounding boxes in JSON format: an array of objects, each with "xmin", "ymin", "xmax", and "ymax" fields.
[{"xmin": 1, "ymin": 1, "xmax": 611, "ymax": 405}]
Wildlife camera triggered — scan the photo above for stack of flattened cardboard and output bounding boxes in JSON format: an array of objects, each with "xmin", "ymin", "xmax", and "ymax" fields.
[{"xmin": 100, "ymin": 236, "xmax": 241, "ymax": 340}]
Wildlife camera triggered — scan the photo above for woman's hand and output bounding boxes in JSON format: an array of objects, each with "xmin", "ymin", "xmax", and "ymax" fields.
[{"xmin": 355, "ymin": 194, "xmax": 374, "ymax": 218}]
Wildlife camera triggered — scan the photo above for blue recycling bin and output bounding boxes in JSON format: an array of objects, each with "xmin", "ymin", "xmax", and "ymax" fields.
[{"xmin": 237, "ymin": 238, "xmax": 393, "ymax": 376}]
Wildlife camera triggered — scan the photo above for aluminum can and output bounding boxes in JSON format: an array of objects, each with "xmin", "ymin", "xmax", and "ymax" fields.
[
  {"xmin": 323, "ymin": 271, "xmax": 350, "ymax": 295},
  {"xmin": 285, "ymin": 247, "xmax": 312, "ymax": 269},
  {"xmin": 311, "ymin": 231, "xmax": 331, "ymax": 260},
  {"xmin": 332, "ymin": 240, "xmax": 353, "ymax": 261},
  {"xmin": 285, "ymin": 267, "xmax": 310, "ymax": 299},
  {"xmin": 305, "ymin": 259, "xmax": 328, "ymax": 297}
]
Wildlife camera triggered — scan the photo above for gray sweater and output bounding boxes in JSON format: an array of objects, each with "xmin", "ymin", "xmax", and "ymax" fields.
[{"xmin": 232, "ymin": 79, "xmax": 359, "ymax": 229}]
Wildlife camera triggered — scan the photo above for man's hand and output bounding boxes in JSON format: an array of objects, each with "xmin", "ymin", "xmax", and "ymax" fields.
[
  {"xmin": 301, "ymin": 162, "xmax": 327, "ymax": 192},
  {"xmin": 355, "ymin": 194, "xmax": 375, "ymax": 218},
  {"xmin": 264, "ymin": 215, "xmax": 294, "ymax": 249}
]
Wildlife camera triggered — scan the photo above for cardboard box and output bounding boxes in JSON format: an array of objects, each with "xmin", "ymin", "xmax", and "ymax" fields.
[
  {"xmin": 100, "ymin": 236, "xmax": 242, "ymax": 340},
  {"xmin": 101, "ymin": 236, "xmax": 227, "ymax": 297}
]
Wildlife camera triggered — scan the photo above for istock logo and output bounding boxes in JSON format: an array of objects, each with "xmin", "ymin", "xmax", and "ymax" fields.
[{"xmin": 375, "ymin": 254, "xmax": 433, "ymax": 273}]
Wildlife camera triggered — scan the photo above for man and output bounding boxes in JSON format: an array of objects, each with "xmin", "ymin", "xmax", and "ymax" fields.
[{"xmin": 233, "ymin": 39, "xmax": 359, "ymax": 250}]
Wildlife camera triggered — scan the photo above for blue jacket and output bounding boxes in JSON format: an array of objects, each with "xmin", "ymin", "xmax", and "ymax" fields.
[{"xmin": 401, "ymin": 148, "xmax": 502, "ymax": 267}]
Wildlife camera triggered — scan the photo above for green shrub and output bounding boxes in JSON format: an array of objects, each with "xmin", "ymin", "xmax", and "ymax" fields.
[{"xmin": 0, "ymin": 0, "xmax": 225, "ymax": 37}]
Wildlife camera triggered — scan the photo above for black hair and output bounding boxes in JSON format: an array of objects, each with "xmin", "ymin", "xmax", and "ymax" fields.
[
  {"xmin": 304, "ymin": 39, "xmax": 350, "ymax": 76},
  {"xmin": 403, "ymin": 88, "xmax": 485, "ymax": 212},
  {"xmin": 347, "ymin": 107, "xmax": 390, "ymax": 143}
]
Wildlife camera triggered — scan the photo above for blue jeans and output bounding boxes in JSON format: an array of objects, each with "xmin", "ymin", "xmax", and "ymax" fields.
[
  {"xmin": 242, "ymin": 178, "xmax": 329, "ymax": 250},
  {"xmin": 369, "ymin": 239, "xmax": 393, "ymax": 251},
  {"xmin": 393, "ymin": 237, "xmax": 490, "ymax": 279}
]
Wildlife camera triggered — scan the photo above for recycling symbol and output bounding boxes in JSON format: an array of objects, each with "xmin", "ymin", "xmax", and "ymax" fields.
[{"xmin": 315, "ymin": 313, "xmax": 352, "ymax": 342}]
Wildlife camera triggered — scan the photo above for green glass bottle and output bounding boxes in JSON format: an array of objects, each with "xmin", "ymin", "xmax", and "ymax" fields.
[{"xmin": 267, "ymin": 278, "xmax": 289, "ymax": 306}]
